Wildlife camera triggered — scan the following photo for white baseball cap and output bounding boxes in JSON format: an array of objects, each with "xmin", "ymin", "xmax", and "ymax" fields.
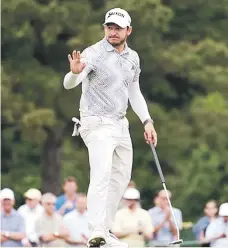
[
  {"xmin": 0, "ymin": 188, "xmax": 15, "ymax": 201},
  {"xmin": 24, "ymin": 188, "xmax": 42, "ymax": 200},
  {"xmin": 123, "ymin": 188, "xmax": 140, "ymax": 200},
  {"xmin": 219, "ymin": 202, "xmax": 228, "ymax": 216},
  {"xmin": 103, "ymin": 8, "xmax": 131, "ymax": 28}
]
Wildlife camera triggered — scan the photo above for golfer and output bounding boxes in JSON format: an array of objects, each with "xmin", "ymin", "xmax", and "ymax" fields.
[{"xmin": 63, "ymin": 8, "xmax": 157, "ymax": 248}]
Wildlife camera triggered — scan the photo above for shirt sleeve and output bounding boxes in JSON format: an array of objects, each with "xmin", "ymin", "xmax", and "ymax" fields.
[
  {"xmin": 148, "ymin": 209, "xmax": 159, "ymax": 226},
  {"xmin": 112, "ymin": 212, "xmax": 123, "ymax": 233},
  {"xmin": 205, "ymin": 220, "xmax": 222, "ymax": 239},
  {"xmin": 63, "ymin": 48, "xmax": 93, "ymax": 90},
  {"xmin": 35, "ymin": 218, "xmax": 44, "ymax": 238},
  {"xmin": 143, "ymin": 212, "xmax": 154, "ymax": 235},
  {"xmin": 173, "ymin": 209, "xmax": 183, "ymax": 230},
  {"xmin": 17, "ymin": 206, "xmax": 23, "ymax": 215},
  {"xmin": 17, "ymin": 214, "xmax": 25, "ymax": 233},
  {"xmin": 128, "ymin": 53, "xmax": 152, "ymax": 123}
]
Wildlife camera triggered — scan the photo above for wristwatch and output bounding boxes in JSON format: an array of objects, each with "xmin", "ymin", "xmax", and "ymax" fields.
[
  {"xmin": 143, "ymin": 118, "xmax": 154, "ymax": 126},
  {"xmin": 3, "ymin": 231, "xmax": 10, "ymax": 238}
]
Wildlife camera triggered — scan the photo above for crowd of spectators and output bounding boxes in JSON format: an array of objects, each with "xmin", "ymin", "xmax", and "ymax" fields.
[{"xmin": 1, "ymin": 177, "xmax": 228, "ymax": 247}]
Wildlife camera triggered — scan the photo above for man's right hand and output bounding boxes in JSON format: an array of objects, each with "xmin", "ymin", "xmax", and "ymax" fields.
[
  {"xmin": 164, "ymin": 208, "xmax": 171, "ymax": 220},
  {"xmin": 68, "ymin": 50, "xmax": 85, "ymax": 74}
]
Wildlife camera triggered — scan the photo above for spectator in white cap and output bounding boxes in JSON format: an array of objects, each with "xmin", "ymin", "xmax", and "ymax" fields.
[
  {"xmin": 112, "ymin": 188, "xmax": 154, "ymax": 247},
  {"xmin": 18, "ymin": 188, "xmax": 43, "ymax": 246},
  {"xmin": 205, "ymin": 202, "xmax": 228, "ymax": 247},
  {"xmin": 0, "ymin": 188, "xmax": 26, "ymax": 247}
]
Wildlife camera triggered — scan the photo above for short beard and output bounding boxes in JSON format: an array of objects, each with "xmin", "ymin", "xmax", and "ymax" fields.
[
  {"xmin": 108, "ymin": 35, "xmax": 127, "ymax": 47},
  {"xmin": 111, "ymin": 39, "xmax": 126, "ymax": 47}
]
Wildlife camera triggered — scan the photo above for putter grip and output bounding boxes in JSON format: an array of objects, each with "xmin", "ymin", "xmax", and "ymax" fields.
[{"xmin": 150, "ymin": 143, "xmax": 166, "ymax": 183}]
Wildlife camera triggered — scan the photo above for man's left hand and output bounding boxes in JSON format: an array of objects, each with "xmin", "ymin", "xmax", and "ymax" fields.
[{"xmin": 144, "ymin": 122, "xmax": 157, "ymax": 147}]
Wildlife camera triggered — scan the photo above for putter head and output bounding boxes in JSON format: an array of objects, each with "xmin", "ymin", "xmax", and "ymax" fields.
[{"xmin": 169, "ymin": 239, "xmax": 183, "ymax": 245}]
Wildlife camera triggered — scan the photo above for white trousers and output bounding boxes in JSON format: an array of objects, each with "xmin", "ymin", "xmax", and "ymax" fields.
[{"xmin": 79, "ymin": 115, "xmax": 133, "ymax": 232}]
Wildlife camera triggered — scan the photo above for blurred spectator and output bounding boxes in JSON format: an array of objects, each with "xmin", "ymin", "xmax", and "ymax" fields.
[
  {"xmin": 56, "ymin": 177, "xmax": 78, "ymax": 215},
  {"xmin": 153, "ymin": 191, "xmax": 160, "ymax": 207},
  {"xmin": 112, "ymin": 188, "xmax": 154, "ymax": 247},
  {"xmin": 63, "ymin": 193, "xmax": 89, "ymax": 246},
  {"xmin": 148, "ymin": 189, "xmax": 182, "ymax": 246},
  {"xmin": 118, "ymin": 180, "xmax": 137, "ymax": 209},
  {"xmin": 192, "ymin": 200, "xmax": 218, "ymax": 244},
  {"xmin": 205, "ymin": 202, "xmax": 228, "ymax": 247},
  {"xmin": 18, "ymin": 188, "xmax": 43, "ymax": 247},
  {"xmin": 35, "ymin": 193, "xmax": 69, "ymax": 247},
  {"xmin": 0, "ymin": 188, "xmax": 25, "ymax": 247},
  {"xmin": 128, "ymin": 180, "xmax": 137, "ymax": 188}
]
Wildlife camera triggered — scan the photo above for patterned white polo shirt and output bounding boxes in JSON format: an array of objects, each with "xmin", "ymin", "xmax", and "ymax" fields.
[{"xmin": 63, "ymin": 38, "xmax": 151, "ymax": 123}]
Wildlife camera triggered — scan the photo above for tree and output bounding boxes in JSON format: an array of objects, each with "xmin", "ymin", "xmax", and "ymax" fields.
[{"xmin": 1, "ymin": 0, "xmax": 228, "ymax": 220}]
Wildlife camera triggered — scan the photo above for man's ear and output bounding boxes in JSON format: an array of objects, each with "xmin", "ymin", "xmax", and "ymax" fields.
[{"xmin": 127, "ymin": 26, "xmax": 132, "ymax": 36}]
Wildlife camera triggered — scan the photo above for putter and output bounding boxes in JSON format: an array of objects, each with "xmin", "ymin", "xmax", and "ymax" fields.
[{"xmin": 149, "ymin": 142, "xmax": 183, "ymax": 246}]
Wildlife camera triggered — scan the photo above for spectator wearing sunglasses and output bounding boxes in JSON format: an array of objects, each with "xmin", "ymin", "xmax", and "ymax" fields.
[{"xmin": 35, "ymin": 193, "xmax": 69, "ymax": 247}]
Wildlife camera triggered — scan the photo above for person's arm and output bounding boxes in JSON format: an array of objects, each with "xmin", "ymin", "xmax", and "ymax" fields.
[
  {"xmin": 39, "ymin": 234, "xmax": 57, "ymax": 242},
  {"xmin": 167, "ymin": 209, "xmax": 181, "ymax": 236},
  {"xmin": 2, "ymin": 217, "xmax": 26, "ymax": 241},
  {"xmin": 128, "ymin": 54, "xmax": 157, "ymax": 146},
  {"xmin": 0, "ymin": 233, "xmax": 8, "ymax": 243},
  {"xmin": 128, "ymin": 54, "xmax": 152, "ymax": 124},
  {"xmin": 148, "ymin": 209, "xmax": 164, "ymax": 234},
  {"xmin": 3, "ymin": 232, "xmax": 25, "ymax": 241},
  {"xmin": 153, "ymin": 219, "xmax": 167, "ymax": 234},
  {"xmin": 205, "ymin": 220, "xmax": 225, "ymax": 243},
  {"xmin": 168, "ymin": 219, "xmax": 177, "ymax": 236},
  {"xmin": 63, "ymin": 48, "xmax": 93, "ymax": 90},
  {"xmin": 56, "ymin": 224, "xmax": 70, "ymax": 239},
  {"xmin": 128, "ymin": 78, "xmax": 152, "ymax": 124},
  {"xmin": 35, "ymin": 218, "xmax": 55, "ymax": 243},
  {"xmin": 112, "ymin": 212, "xmax": 132, "ymax": 238},
  {"xmin": 142, "ymin": 213, "xmax": 154, "ymax": 241},
  {"xmin": 3, "ymin": 214, "xmax": 26, "ymax": 241}
]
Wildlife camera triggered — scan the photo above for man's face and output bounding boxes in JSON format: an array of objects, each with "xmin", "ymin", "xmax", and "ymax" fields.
[
  {"xmin": 1, "ymin": 199, "xmax": 14, "ymax": 212},
  {"xmin": 154, "ymin": 196, "xmax": 160, "ymax": 207},
  {"xmin": 158, "ymin": 193, "xmax": 169, "ymax": 209},
  {"xmin": 43, "ymin": 199, "xmax": 56, "ymax": 215},
  {"xmin": 125, "ymin": 199, "xmax": 138, "ymax": 208},
  {"xmin": 63, "ymin": 181, "xmax": 77, "ymax": 195},
  {"xmin": 104, "ymin": 23, "xmax": 132, "ymax": 47},
  {"xmin": 26, "ymin": 198, "xmax": 39, "ymax": 209},
  {"xmin": 223, "ymin": 216, "xmax": 228, "ymax": 222},
  {"xmin": 76, "ymin": 196, "xmax": 87, "ymax": 213},
  {"xmin": 204, "ymin": 201, "xmax": 218, "ymax": 217}
]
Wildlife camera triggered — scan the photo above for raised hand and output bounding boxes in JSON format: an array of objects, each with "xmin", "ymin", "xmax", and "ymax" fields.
[{"xmin": 68, "ymin": 50, "xmax": 86, "ymax": 74}]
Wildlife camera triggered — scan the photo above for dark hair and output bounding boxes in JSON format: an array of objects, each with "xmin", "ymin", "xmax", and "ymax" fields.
[
  {"xmin": 205, "ymin": 200, "xmax": 218, "ymax": 208},
  {"xmin": 63, "ymin": 176, "xmax": 77, "ymax": 185}
]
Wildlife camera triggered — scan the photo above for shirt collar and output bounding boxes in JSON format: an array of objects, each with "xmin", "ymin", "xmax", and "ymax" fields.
[
  {"xmin": 2, "ymin": 208, "xmax": 16, "ymax": 217},
  {"xmin": 26, "ymin": 204, "xmax": 41, "ymax": 212},
  {"xmin": 102, "ymin": 38, "xmax": 129, "ymax": 55}
]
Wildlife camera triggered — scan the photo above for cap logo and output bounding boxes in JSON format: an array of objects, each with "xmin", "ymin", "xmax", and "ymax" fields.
[{"xmin": 107, "ymin": 11, "xmax": 125, "ymax": 19}]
